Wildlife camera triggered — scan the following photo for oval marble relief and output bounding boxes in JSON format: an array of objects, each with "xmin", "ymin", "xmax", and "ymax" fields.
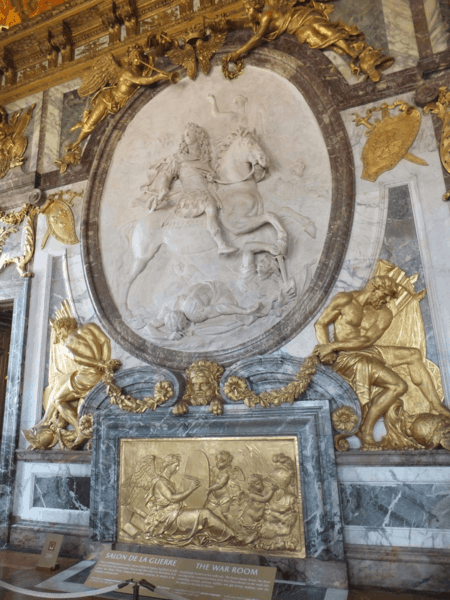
[{"xmin": 82, "ymin": 53, "xmax": 354, "ymax": 370}]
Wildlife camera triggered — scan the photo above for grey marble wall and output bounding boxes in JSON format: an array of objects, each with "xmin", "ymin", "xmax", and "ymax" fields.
[
  {"xmin": 0, "ymin": 279, "xmax": 30, "ymax": 543},
  {"xmin": 33, "ymin": 476, "xmax": 90, "ymax": 511},
  {"xmin": 340, "ymin": 482, "xmax": 450, "ymax": 529},
  {"xmin": 381, "ymin": 184, "xmax": 439, "ymax": 364}
]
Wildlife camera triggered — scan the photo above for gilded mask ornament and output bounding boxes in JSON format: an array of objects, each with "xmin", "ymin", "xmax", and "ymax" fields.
[
  {"xmin": 174, "ymin": 360, "xmax": 225, "ymax": 416},
  {"xmin": 354, "ymin": 101, "xmax": 428, "ymax": 182}
]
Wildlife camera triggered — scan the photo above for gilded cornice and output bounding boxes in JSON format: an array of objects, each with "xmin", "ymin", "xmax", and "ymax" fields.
[{"xmin": 0, "ymin": 0, "xmax": 244, "ymax": 104}]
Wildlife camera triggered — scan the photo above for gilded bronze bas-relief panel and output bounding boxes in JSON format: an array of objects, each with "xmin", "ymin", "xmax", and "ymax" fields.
[{"xmin": 119, "ymin": 437, "xmax": 305, "ymax": 558}]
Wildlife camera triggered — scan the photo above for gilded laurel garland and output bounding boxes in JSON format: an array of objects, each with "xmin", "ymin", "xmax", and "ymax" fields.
[
  {"xmin": 103, "ymin": 371, "xmax": 174, "ymax": 413},
  {"xmin": 223, "ymin": 355, "xmax": 319, "ymax": 408}
]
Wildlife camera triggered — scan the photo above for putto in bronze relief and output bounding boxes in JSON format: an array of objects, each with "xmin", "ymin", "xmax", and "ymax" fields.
[{"xmin": 119, "ymin": 437, "xmax": 305, "ymax": 557}]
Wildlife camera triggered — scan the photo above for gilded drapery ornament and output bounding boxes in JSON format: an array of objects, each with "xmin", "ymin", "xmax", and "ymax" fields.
[
  {"xmin": 223, "ymin": 0, "xmax": 394, "ymax": 82},
  {"xmin": 423, "ymin": 86, "xmax": 450, "ymax": 200},
  {"xmin": 55, "ymin": 44, "xmax": 179, "ymax": 173},
  {"xmin": 354, "ymin": 101, "xmax": 428, "ymax": 181},
  {"xmin": 0, "ymin": 104, "xmax": 35, "ymax": 179}
]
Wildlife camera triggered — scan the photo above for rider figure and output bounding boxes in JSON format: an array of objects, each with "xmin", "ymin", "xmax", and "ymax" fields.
[{"xmin": 138, "ymin": 122, "xmax": 236, "ymax": 255}]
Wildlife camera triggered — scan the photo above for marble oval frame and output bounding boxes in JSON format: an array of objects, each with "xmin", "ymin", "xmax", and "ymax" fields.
[{"xmin": 82, "ymin": 43, "xmax": 355, "ymax": 371}]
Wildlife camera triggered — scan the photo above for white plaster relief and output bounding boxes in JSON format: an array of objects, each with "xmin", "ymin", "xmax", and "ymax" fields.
[{"xmin": 100, "ymin": 66, "xmax": 331, "ymax": 353}]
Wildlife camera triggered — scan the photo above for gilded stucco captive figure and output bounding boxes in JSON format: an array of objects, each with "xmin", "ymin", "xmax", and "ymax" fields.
[
  {"xmin": 23, "ymin": 301, "xmax": 121, "ymax": 450},
  {"xmin": 314, "ymin": 269, "xmax": 450, "ymax": 450}
]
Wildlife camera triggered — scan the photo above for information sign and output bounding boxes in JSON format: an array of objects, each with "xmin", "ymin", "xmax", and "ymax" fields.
[
  {"xmin": 86, "ymin": 550, "xmax": 276, "ymax": 600},
  {"xmin": 37, "ymin": 534, "xmax": 64, "ymax": 570}
]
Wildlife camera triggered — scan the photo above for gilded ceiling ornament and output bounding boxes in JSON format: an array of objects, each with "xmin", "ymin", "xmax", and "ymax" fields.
[
  {"xmin": 223, "ymin": 0, "xmax": 394, "ymax": 82},
  {"xmin": 423, "ymin": 86, "xmax": 450, "ymax": 200},
  {"xmin": 22, "ymin": 300, "xmax": 122, "ymax": 451},
  {"xmin": 55, "ymin": 44, "xmax": 179, "ymax": 173},
  {"xmin": 174, "ymin": 360, "xmax": 225, "ymax": 415},
  {"xmin": 354, "ymin": 101, "xmax": 428, "ymax": 182},
  {"xmin": 40, "ymin": 189, "xmax": 83, "ymax": 248},
  {"xmin": 314, "ymin": 259, "xmax": 450, "ymax": 452},
  {"xmin": 0, "ymin": 202, "xmax": 39, "ymax": 278},
  {"xmin": 0, "ymin": 104, "xmax": 35, "ymax": 179}
]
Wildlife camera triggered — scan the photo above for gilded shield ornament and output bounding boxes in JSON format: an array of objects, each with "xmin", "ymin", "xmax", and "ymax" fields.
[
  {"xmin": 355, "ymin": 101, "xmax": 428, "ymax": 182},
  {"xmin": 40, "ymin": 190, "xmax": 82, "ymax": 248}
]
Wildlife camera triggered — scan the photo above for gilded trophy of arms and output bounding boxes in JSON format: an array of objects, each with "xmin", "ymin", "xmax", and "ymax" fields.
[
  {"xmin": 423, "ymin": 86, "xmax": 450, "ymax": 200},
  {"xmin": 55, "ymin": 44, "xmax": 180, "ymax": 173},
  {"xmin": 354, "ymin": 101, "xmax": 428, "ymax": 182},
  {"xmin": 0, "ymin": 201, "xmax": 40, "ymax": 278},
  {"xmin": 223, "ymin": 0, "xmax": 394, "ymax": 82},
  {"xmin": 22, "ymin": 300, "xmax": 174, "ymax": 451},
  {"xmin": 163, "ymin": 18, "xmax": 228, "ymax": 80},
  {"xmin": 0, "ymin": 104, "xmax": 35, "ymax": 179}
]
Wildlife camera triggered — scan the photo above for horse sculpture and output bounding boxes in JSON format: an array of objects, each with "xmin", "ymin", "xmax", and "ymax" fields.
[{"xmin": 118, "ymin": 127, "xmax": 312, "ymax": 318}]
